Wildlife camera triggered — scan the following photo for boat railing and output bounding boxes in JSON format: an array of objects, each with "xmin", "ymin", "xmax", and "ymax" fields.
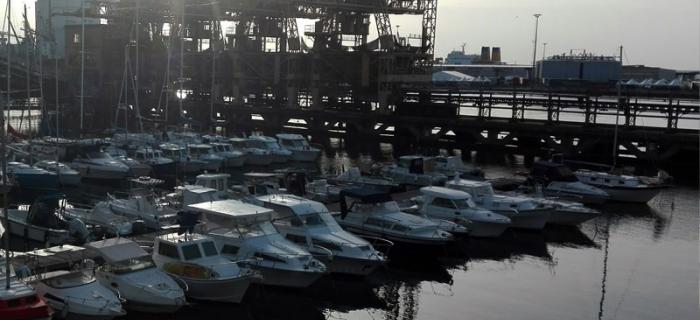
[
  {"xmin": 358, "ymin": 235, "xmax": 394, "ymax": 255},
  {"xmin": 311, "ymin": 244, "xmax": 334, "ymax": 260}
]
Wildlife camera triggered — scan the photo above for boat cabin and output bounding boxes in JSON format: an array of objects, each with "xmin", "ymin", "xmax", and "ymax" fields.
[
  {"xmin": 398, "ymin": 156, "xmax": 425, "ymax": 174},
  {"xmin": 154, "ymin": 233, "xmax": 222, "ymax": 268},
  {"xmin": 276, "ymin": 134, "xmax": 310, "ymax": 149},
  {"xmin": 86, "ymin": 238, "xmax": 154, "ymax": 274},
  {"xmin": 188, "ymin": 144, "xmax": 216, "ymax": 157},
  {"xmin": 195, "ymin": 173, "xmax": 230, "ymax": 193},
  {"xmin": 159, "ymin": 144, "xmax": 187, "ymax": 160},
  {"xmin": 445, "ymin": 179, "xmax": 495, "ymax": 199},
  {"xmin": 419, "ymin": 186, "xmax": 477, "ymax": 210},
  {"xmin": 187, "ymin": 200, "xmax": 275, "ymax": 235},
  {"xmin": 531, "ymin": 161, "xmax": 579, "ymax": 183}
]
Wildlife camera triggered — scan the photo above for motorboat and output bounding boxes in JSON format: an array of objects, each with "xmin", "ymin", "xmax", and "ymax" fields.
[
  {"xmin": 445, "ymin": 179, "xmax": 552, "ymax": 230},
  {"xmin": 376, "ymin": 156, "xmax": 448, "ymax": 187},
  {"xmin": 0, "ymin": 253, "xmax": 54, "ymax": 320},
  {"xmin": 415, "ymin": 186, "xmax": 511, "ymax": 238},
  {"xmin": 33, "ymin": 160, "xmax": 81, "ymax": 187},
  {"xmin": 527, "ymin": 195, "xmax": 601, "ymax": 226},
  {"xmin": 132, "ymin": 148, "xmax": 176, "ymax": 177},
  {"xmin": 306, "ymin": 167, "xmax": 399, "ymax": 202},
  {"xmin": 6, "ymin": 162, "xmax": 60, "ymax": 191},
  {"xmin": 85, "ymin": 238, "xmax": 186, "ymax": 313},
  {"xmin": 187, "ymin": 144, "xmax": 224, "ymax": 171},
  {"xmin": 256, "ymin": 194, "xmax": 388, "ymax": 276},
  {"xmin": 117, "ymin": 156, "xmax": 152, "ymax": 177},
  {"xmin": 531, "ymin": 161, "xmax": 610, "ymax": 204},
  {"xmin": 209, "ymin": 142, "xmax": 246, "ymax": 168},
  {"xmin": 275, "ymin": 134, "xmax": 321, "ymax": 162},
  {"xmin": 187, "ymin": 199, "xmax": 327, "ymax": 288},
  {"xmin": 335, "ymin": 188, "xmax": 454, "ymax": 246},
  {"xmin": 104, "ymin": 146, "xmax": 152, "ymax": 177},
  {"xmin": 159, "ymin": 143, "xmax": 206, "ymax": 174},
  {"xmin": 69, "ymin": 150, "xmax": 130, "ymax": 180},
  {"xmin": 574, "ymin": 169, "xmax": 668, "ymax": 203},
  {"xmin": 62, "ymin": 202, "xmax": 135, "ymax": 236},
  {"xmin": 104, "ymin": 177, "xmax": 179, "ymax": 230},
  {"xmin": 229, "ymin": 137, "xmax": 273, "ymax": 166},
  {"xmin": 28, "ymin": 262, "xmax": 126, "ymax": 320},
  {"xmin": 247, "ymin": 135, "xmax": 292, "ymax": 163},
  {"xmin": 424, "ymin": 155, "xmax": 485, "ymax": 180},
  {"xmin": 0, "ymin": 195, "xmax": 89, "ymax": 245},
  {"xmin": 152, "ymin": 232, "xmax": 258, "ymax": 303}
]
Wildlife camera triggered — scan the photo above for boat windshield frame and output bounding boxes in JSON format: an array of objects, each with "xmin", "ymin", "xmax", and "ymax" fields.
[{"xmin": 102, "ymin": 255, "xmax": 156, "ymax": 275}]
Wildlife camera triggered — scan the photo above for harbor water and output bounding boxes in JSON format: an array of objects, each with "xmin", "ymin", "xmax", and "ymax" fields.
[{"xmin": 5, "ymin": 140, "xmax": 699, "ymax": 320}]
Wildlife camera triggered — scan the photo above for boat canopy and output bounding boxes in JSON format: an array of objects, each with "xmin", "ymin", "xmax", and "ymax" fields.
[
  {"xmin": 338, "ymin": 188, "xmax": 393, "ymax": 219},
  {"xmin": 85, "ymin": 238, "xmax": 148, "ymax": 263},
  {"xmin": 420, "ymin": 186, "xmax": 471, "ymax": 200},
  {"xmin": 531, "ymin": 161, "xmax": 579, "ymax": 182},
  {"xmin": 187, "ymin": 200, "xmax": 273, "ymax": 225},
  {"xmin": 257, "ymin": 194, "xmax": 329, "ymax": 218}
]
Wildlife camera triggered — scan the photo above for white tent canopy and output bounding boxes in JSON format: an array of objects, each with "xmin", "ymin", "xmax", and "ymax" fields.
[{"xmin": 433, "ymin": 70, "xmax": 476, "ymax": 82}]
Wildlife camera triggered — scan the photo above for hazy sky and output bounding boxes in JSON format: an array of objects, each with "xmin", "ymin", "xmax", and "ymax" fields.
[{"xmin": 2, "ymin": 0, "xmax": 699, "ymax": 69}]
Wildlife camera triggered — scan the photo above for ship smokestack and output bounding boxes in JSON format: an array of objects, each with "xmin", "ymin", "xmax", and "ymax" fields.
[
  {"xmin": 480, "ymin": 46, "xmax": 491, "ymax": 62},
  {"xmin": 491, "ymin": 47, "xmax": 501, "ymax": 63}
]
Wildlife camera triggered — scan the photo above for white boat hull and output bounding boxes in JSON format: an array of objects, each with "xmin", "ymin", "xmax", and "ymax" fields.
[
  {"xmin": 468, "ymin": 220, "xmax": 511, "ymax": 238},
  {"xmin": 597, "ymin": 186, "xmax": 664, "ymax": 203},
  {"xmin": 543, "ymin": 189, "xmax": 609, "ymax": 204},
  {"xmin": 495, "ymin": 209, "xmax": 551, "ymax": 230},
  {"xmin": 253, "ymin": 265, "xmax": 324, "ymax": 288},
  {"xmin": 340, "ymin": 223, "xmax": 453, "ymax": 246},
  {"xmin": 320, "ymin": 255, "xmax": 383, "ymax": 276},
  {"xmin": 2, "ymin": 216, "xmax": 71, "ymax": 245},
  {"xmin": 177, "ymin": 274, "xmax": 253, "ymax": 303},
  {"xmin": 75, "ymin": 166, "xmax": 128, "ymax": 180}
]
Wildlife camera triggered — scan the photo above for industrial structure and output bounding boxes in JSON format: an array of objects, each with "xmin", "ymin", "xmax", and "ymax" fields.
[
  {"xmin": 0, "ymin": 0, "xmax": 696, "ymax": 178},
  {"xmin": 22, "ymin": 0, "xmax": 440, "ymax": 134},
  {"xmin": 536, "ymin": 52, "xmax": 621, "ymax": 84}
]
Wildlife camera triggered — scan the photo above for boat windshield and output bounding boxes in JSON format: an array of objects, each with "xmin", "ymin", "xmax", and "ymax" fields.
[
  {"xmin": 231, "ymin": 221, "xmax": 278, "ymax": 238},
  {"xmin": 104, "ymin": 255, "xmax": 155, "ymax": 275},
  {"xmin": 301, "ymin": 212, "xmax": 342, "ymax": 231},
  {"xmin": 352, "ymin": 201, "xmax": 400, "ymax": 214},
  {"xmin": 454, "ymin": 198, "xmax": 476, "ymax": 209}
]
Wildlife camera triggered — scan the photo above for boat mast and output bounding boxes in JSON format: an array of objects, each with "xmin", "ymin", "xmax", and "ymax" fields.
[
  {"xmin": 23, "ymin": 5, "xmax": 31, "ymax": 136},
  {"xmin": 209, "ymin": 20, "xmax": 216, "ymax": 134},
  {"xmin": 135, "ymin": 0, "xmax": 142, "ymax": 132},
  {"xmin": 178, "ymin": 1, "xmax": 184, "ymax": 128},
  {"xmin": 80, "ymin": 0, "xmax": 85, "ymax": 135},
  {"xmin": 4, "ymin": 0, "xmax": 12, "ymax": 290},
  {"xmin": 611, "ymin": 45, "xmax": 623, "ymax": 169}
]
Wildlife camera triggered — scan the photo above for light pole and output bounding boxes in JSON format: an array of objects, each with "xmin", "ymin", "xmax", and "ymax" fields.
[
  {"xmin": 531, "ymin": 13, "xmax": 542, "ymax": 80},
  {"xmin": 542, "ymin": 42, "xmax": 547, "ymax": 60}
]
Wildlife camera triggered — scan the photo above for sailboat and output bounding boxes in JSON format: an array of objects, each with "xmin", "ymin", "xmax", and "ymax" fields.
[
  {"xmin": 0, "ymin": 5, "xmax": 53, "ymax": 318},
  {"xmin": 571, "ymin": 46, "xmax": 671, "ymax": 203}
]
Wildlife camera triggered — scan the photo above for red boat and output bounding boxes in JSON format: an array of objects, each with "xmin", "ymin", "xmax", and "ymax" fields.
[{"xmin": 0, "ymin": 276, "xmax": 54, "ymax": 320}]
